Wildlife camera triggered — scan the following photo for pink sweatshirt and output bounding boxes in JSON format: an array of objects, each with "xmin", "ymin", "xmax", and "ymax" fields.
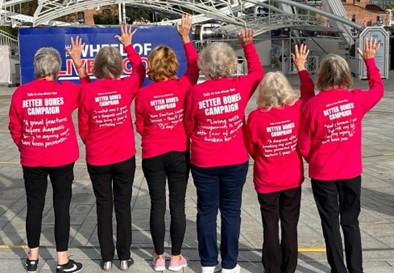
[
  {"xmin": 184, "ymin": 43, "xmax": 263, "ymax": 168},
  {"xmin": 245, "ymin": 71, "xmax": 314, "ymax": 193},
  {"xmin": 9, "ymin": 78, "xmax": 89, "ymax": 167},
  {"xmin": 299, "ymin": 58, "xmax": 384, "ymax": 180},
  {"xmin": 78, "ymin": 44, "xmax": 146, "ymax": 166},
  {"xmin": 135, "ymin": 42, "xmax": 199, "ymax": 159}
]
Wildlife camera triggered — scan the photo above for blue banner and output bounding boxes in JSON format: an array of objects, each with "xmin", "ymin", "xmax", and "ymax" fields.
[{"xmin": 19, "ymin": 26, "xmax": 188, "ymax": 85}]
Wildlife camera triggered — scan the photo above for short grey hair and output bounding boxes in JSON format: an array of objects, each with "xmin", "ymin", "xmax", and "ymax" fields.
[
  {"xmin": 257, "ymin": 71, "xmax": 296, "ymax": 109},
  {"xmin": 317, "ymin": 54, "xmax": 352, "ymax": 91},
  {"xmin": 34, "ymin": 47, "xmax": 61, "ymax": 79},
  {"xmin": 93, "ymin": 46, "xmax": 123, "ymax": 79},
  {"xmin": 198, "ymin": 42, "xmax": 237, "ymax": 80}
]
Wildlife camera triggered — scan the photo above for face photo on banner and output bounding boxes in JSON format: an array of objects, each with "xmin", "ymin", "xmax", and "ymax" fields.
[{"xmin": 19, "ymin": 26, "xmax": 188, "ymax": 85}]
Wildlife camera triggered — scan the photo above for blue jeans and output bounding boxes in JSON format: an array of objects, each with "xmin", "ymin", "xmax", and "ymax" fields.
[{"xmin": 191, "ymin": 161, "xmax": 248, "ymax": 269}]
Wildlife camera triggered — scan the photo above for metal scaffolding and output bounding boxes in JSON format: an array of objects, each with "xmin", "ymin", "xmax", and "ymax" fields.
[{"xmin": 0, "ymin": 0, "xmax": 361, "ymax": 46}]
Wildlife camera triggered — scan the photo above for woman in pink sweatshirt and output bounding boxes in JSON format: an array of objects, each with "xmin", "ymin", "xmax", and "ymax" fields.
[
  {"xmin": 8, "ymin": 38, "xmax": 89, "ymax": 273},
  {"xmin": 245, "ymin": 44, "xmax": 314, "ymax": 273},
  {"xmin": 184, "ymin": 28, "xmax": 263, "ymax": 273},
  {"xmin": 78, "ymin": 25, "xmax": 145, "ymax": 271},
  {"xmin": 135, "ymin": 15, "xmax": 198, "ymax": 272},
  {"xmin": 299, "ymin": 38, "xmax": 383, "ymax": 273}
]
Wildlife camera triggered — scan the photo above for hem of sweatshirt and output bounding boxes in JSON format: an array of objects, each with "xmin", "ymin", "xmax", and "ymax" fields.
[
  {"xmin": 309, "ymin": 172, "xmax": 362, "ymax": 181},
  {"xmin": 142, "ymin": 148, "xmax": 188, "ymax": 159},
  {"xmin": 190, "ymin": 158, "xmax": 249, "ymax": 168},
  {"xmin": 86, "ymin": 153, "xmax": 136, "ymax": 166},
  {"xmin": 254, "ymin": 183, "xmax": 302, "ymax": 194},
  {"xmin": 21, "ymin": 157, "xmax": 78, "ymax": 168}
]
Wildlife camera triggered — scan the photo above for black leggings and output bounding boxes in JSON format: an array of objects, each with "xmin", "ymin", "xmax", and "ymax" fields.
[
  {"xmin": 312, "ymin": 176, "xmax": 363, "ymax": 273},
  {"xmin": 142, "ymin": 151, "xmax": 189, "ymax": 256},
  {"xmin": 87, "ymin": 157, "xmax": 136, "ymax": 262},
  {"xmin": 23, "ymin": 163, "xmax": 74, "ymax": 251}
]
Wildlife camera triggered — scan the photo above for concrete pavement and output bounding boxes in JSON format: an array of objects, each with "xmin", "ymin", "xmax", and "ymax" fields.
[{"xmin": 0, "ymin": 69, "xmax": 393, "ymax": 272}]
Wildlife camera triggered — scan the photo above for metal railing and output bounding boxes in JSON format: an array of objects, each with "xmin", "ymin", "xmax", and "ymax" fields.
[
  {"xmin": 282, "ymin": 55, "xmax": 319, "ymax": 75},
  {"xmin": 0, "ymin": 29, "xmax": 17, "ymax": 49}
]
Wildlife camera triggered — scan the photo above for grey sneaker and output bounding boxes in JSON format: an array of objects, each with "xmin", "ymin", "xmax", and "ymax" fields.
[
  {"xmin": 101, "ymin": 261, "xmax": 112, "ymax": 271},
  {"xmin": 120, "ymin": 258, "xmax": 134, "ymax": 271}
]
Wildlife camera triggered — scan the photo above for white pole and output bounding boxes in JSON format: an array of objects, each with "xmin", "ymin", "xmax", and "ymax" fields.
[
  {"xmin": 122, "ymin": 3, "xmax": 126, "ymax": 23},
  {"xmin": 118, "ymin": 3, "xmax": 122, "ymax": 23}
]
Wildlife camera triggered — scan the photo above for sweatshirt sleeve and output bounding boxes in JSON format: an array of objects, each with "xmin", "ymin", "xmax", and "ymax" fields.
[
  {"xmin": 245, "ymin": 113, "xmax": 257, "ymax": 160},
  {"xmin": 178, "ymin": 42, "xmax": 199, "ymax": 87},
  {"xmin": 80, "ymin": 76, "xmax": 91, "ymax": 84},
  {"xmin": 184, "ymin": 89, "xmax": 196, "ymax": 136},
  {"xmin": 78, "ymin": 88, "xmax": 89, "ymax": 144},
  {"xmin": 122, "ymin": 44, "xmax": 146, "ymax": 91},
  {"xmin": 242, "ymin": 43, "xmax": 264, "ymax": 98},
  {"xmin": 298, "ymin": 70, "xmax": 315, "ymax": 103},
  {"xmin": 8, "ymin": 90, "xmax": 22, "ymax": 146},
  {"xmin": 298, "ymin": 105, "xmax": 313, "ymax": 162},
  {"xmin": 134, "ymin": 91, "xmax": 144, "ymax": 135},
  {"xmin": 355, "ymin": 58, "xmax": 384, "ymax": 115}
]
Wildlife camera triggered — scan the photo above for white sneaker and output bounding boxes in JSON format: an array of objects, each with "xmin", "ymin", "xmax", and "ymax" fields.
[
  {"xmin": 221, "ymin": 264, "xmax": 241, "ymax": 273},
  {"xmin": 201, "ymin": 263, "xmax": 222, "ymax": 273}
]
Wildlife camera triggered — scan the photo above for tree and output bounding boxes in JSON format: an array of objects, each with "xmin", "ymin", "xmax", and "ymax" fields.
[{"xmin": 386, "ymin": 3, "xmax": 394, "ymax": 10}]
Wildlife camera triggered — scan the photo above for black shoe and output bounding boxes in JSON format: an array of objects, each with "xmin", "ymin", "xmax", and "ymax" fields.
[
  {"xmin": 25, "ymin": 258, "xmax": 39, "ymax": 272},
  {"xmin": 120, "ymin": 258, "xmax": 134, "ymax": 271},
  {"xmin": 56, "ymin": 259, "xmax": 83, "ymax": 273}
]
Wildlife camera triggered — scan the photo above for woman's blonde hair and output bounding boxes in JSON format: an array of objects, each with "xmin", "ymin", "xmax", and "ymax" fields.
[
  {"xmin": 317, "ymin": 54, "xmax": 352, "ymax": 90},
  {"xmin": 92, "ymin": 46, "xmax": 123, "ymax": 79},
  {"xmin": 198, "ymin": 42, "xmax": 237, "ymax": 80},
  {"xmin": 147, "ymin": 46, "xmax": 178, "ymax": 81},
  {"xmin": 257, "ymin": 71, "xmax": 296, "ymax": 109}
]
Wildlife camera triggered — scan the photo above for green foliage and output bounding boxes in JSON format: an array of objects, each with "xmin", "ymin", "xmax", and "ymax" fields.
[
  {"xmin": 21, "ymin": 0, "xmax": 38, "ymax": 16},
  {"xmin": 93, "ymin": 9, "xmax": 119, "ymax": 25},
  {"xmin": 386, "ymin": 3, "xmax": 394, "ymax": 9},
  {"xmin": 126, "ymin": 6, "xmax": 151, "ymax": 23},
  {"xmin": 0, "ymin": 26, "xmax": 17, "ymax": 37}
]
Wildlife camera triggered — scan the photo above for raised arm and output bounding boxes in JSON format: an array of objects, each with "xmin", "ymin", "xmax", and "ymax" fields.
[
  {"xmin": 66, "ymin": 36, "xmax": 90, "ymax": 83},
  {"xmin": 115, "ymin": 24, "xmax": 146, "ymax": 87},
  {"xmin": 292, "ymin": 44, "xmax": 314, "ymax": 102},
  {"xmin": 356, "ymin": 37, "xmax": 384, "ymax": 113},
  {"xmin": 237, "ymin": 28, "xmax": 264, "ymax": 98},
  {"xmin": 176, "ymin": 14, "xmax": 199, "ymax": 85}
]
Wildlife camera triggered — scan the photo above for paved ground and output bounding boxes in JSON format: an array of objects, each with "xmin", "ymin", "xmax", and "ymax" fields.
[{"xmin": 0, "ymin": 68, "xmax": 393, "ymax": 273}]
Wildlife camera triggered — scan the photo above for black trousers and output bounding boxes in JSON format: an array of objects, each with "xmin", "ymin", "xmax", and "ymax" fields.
[
  {"xmin": 87, "ymin": 157, "xmax": 135, "ymax": 262},
  {"xmin": 142, "ymin": 151, "xmax": 189, "ymax": 256},
  {"xmin": 22, "ymin": 163, "xmax": 74, "ymax": 252},
  {"xmin": 258, "ymin": 186, "xmax": 301, "ymax": 273},
  {"xmin": 312, "ymin": 176, "xmax": 363, "ymax": 273}
]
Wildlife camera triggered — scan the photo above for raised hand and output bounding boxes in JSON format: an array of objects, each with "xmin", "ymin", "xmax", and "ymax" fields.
[
  {"xmin": 65, "ymin": 36, "xmax": 85, "ymax": 66},
  {"xmin": 115, "ymin": 24, "xmax": 137, "ymax": 47},
  {"xmin": 357, "ymin": 37, "xmax": 380, "ymax": 60},
  {"xmin": 237, "ymin": 28, "xmax": 254, "ymax": 46},
  {"xmin": 291, "ymin": 44, "xmax": 310, "ymax": 71},
  {"xmin": 176, "ymin": 14, "xmax": 192, "ymax": 43}
]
